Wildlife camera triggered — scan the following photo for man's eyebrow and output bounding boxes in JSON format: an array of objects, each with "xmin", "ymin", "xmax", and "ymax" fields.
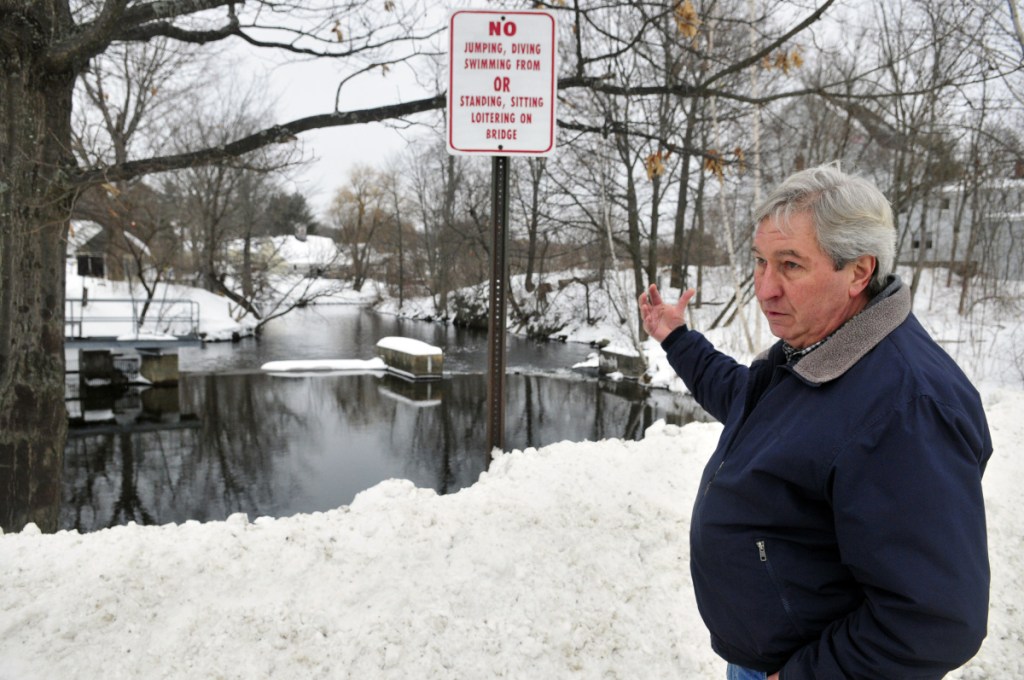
[{"xmin": 751, "ymin": 246, "xmax": 807, "ymax": 259}]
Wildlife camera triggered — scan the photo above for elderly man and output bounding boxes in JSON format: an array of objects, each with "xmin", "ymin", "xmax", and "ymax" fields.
[{"xmin": 639, "ymin": 164, "xmax": 991, "ymax": 679}]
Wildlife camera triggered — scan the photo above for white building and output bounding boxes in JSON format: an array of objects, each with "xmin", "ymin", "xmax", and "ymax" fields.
[{"xmin": 899, "ymin": 177, "xmax": 1024, "ymax": 281}]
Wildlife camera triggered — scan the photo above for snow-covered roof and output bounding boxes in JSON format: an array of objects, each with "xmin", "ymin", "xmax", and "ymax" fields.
[
  {"xmin": 275, "ymin": 235, "xmax": 339, "ymax": 263},
  {"xmin": 227, "ymin": 235, "xmax": 341, "ymax": 266},
  {"xmin": 67, "ymin": 221, "xmax": 103, "ymax": 255},
  {"xmin": 66, "ymin": 221, "xmax": 153, "ymax": 258}
]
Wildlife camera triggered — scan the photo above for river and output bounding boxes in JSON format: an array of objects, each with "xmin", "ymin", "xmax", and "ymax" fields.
[{"xmin": 62, "ymin": 305, "xmax": 702, "ymax": 533}]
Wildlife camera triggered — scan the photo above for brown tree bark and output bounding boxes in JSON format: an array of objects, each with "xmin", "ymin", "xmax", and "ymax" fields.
[{"xmin": 0, "ymin": 1, "xmax": 76, "ymax": 532}]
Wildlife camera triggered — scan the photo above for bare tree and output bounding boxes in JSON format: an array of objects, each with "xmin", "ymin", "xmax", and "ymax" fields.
[
  {"xmin": 327, "ymin": 164, "xmax": 393, "ymax": 291},
  {"xmin": 512, "ymin": 157, "xmax": 551, "ymax": 294},
  {"xmin": 379, "ymin": 160, "xmax": 416, "ymax": 306}
]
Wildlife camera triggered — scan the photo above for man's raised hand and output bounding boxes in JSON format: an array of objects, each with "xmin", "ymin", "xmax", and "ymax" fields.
[{"xmin": 638, "ymin": 284, "xmax": 695, "ymax": 342}]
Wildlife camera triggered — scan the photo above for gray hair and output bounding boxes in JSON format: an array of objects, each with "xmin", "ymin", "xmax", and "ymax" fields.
[{"xmin": 752, "ymin": 163, "xmax": 896, "ymax": 296}]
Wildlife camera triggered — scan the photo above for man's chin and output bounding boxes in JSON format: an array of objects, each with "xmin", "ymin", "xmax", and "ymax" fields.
[{"xmin": 765, "ymin": 319, "xmax": 790, "ymax": 339}]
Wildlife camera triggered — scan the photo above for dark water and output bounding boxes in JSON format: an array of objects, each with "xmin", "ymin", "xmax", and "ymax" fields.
[
  {"xmin": 62, "ymin": 306, "xmax": 702, "ymax": 533},
  {"xmin": 179, "ymin": 304, "xmax": 589, "ymax": 374}
]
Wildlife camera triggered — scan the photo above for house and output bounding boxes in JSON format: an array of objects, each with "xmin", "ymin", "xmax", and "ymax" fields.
[
  {"xmin": 225, "ymin": 235, "xmax": 347, "ymax": 277},
  {"xmin": 67, "ymin": 221, "xmax": 106, "ymax": 277},
  {"xmin": 67, "ymin": 220, "xmax": 155, "ymax": 281},
  {"xmin": 898, "ymin": 176, "xmax": 1024, "ymax": 280}
]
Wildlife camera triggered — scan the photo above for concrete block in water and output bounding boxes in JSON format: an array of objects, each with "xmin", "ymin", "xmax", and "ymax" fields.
[
  {"xmin": 79, "ymin": 350, "xmax": 114, "ymax": 381},
  {"xmin": 376, "ymin": 337, "xmax": 443, "ymax": 380},
  {"xmin": 139, "ymin": 351, "xmax": 180, "ymax": 385},
  {"xmin": 598, "ymin": 346, "xmax": 645, "ymax": 379}
]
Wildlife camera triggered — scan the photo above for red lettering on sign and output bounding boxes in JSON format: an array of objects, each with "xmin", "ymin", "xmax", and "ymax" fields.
[
  {"xmin": 488, "ymin": 21, "xmax": 517, "ymax": 37},
  {"xmin": 485, "ymin": 129, "xmax": 519, "ymax": 140}
]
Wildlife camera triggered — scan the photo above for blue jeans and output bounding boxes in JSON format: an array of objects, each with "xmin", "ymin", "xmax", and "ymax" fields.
[{"xmin": 727, "ymin": 664, "xmax": 767, "ymax": 680}]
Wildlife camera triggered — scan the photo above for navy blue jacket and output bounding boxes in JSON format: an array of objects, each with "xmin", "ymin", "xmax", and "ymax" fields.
[{"xmin": 663, "ymin": 278, "xmax": 991, "ymax": 679}]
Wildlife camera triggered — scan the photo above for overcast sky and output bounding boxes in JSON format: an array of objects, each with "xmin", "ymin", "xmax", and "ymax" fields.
[{"xmin": 235, "ymin": 7, "xmax": 449, "ymax": 218}]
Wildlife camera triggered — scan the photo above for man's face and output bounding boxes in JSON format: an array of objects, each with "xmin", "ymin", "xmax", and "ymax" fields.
[{"xmin": 752, "ymin": 212, "xmax": 870, "ymax": 349}]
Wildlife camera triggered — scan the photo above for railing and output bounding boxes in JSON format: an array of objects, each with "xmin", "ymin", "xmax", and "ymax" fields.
[{"xmin": 65, "ymin": 297, "xmax": 201, "ymax": 340}]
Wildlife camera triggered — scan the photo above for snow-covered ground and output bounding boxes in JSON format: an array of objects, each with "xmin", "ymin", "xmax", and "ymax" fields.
[{"xmin": 1, "ymin": 264, "xmax": 1021, "ymax": 678}]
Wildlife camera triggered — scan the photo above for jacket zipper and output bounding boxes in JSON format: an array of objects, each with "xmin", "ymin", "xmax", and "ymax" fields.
[
  {"xmin": 703, "ymin": 460, "xmax": 725, "ymax": 497},
  {"xmin": 756, "ymin": 540, "xmax": 797, "ymax": 624}
]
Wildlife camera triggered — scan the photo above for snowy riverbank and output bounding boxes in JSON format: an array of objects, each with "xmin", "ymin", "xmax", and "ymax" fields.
[
  {"xmin": 1, "ymin": 389, "xmax": 1022, "ymax": 679},
  {"xmin": 2, "ymin": 265, "xmax": 1020, "ymax": 678}
]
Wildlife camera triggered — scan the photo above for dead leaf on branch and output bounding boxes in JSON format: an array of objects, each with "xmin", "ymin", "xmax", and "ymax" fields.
[
  {"xmin": 703, "ymin": 150, "xmax": 724, "ymax": 182},
  {"xmin": 675, "ymin": 0, "xmax": 701, "ymax": 39},
  {"xmin": 645, "ymin": 150, "xmax": 670, "ymax": 180},
  {"xmin": 762, "ymin": 47, "xmax": 803, "ymax": 74}
]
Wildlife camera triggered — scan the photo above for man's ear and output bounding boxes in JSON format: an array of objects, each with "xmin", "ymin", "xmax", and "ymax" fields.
[{"xmin": 849, "ymin": 255, "xmax": 876, "ymax": 297}]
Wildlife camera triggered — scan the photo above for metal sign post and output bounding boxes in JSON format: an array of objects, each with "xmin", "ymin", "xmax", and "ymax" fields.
[
  {"xmin": 486, "ymin": 156, "xmax": 511, "ymax": 451},
  {"xmin": 447, "ymin": 9, "xmax": 556, "ymax": 453}
]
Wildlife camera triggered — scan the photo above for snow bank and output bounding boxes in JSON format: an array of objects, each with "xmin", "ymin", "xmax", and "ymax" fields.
[{"xmin": 1, "ymin": 391, "xmax": 1022, "ymax": 678}]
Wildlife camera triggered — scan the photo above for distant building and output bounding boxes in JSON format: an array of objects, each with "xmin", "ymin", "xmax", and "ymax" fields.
[
  {"xmin": 67, "ymin": 220, "xmax": 155, "ymax": 281},
  {"xmin": 67, "ymin": 221, "xmax": 106, "ymax": 278},
  {"xmin": 225, "ymin": 235, "xmax": 347, "ymax": 277},
  {"xmin": 898, "ymin": 177, "xmax": 1024, "ymax": 280}
]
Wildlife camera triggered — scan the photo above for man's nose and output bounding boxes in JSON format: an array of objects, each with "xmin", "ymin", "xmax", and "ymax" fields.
[{"xmin": 755, "ymin": 267, "xmax": 782, "ymax": 300}]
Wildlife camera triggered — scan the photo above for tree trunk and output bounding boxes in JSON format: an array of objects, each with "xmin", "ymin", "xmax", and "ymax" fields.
[
  {"xmin": 670, "ymin": 103, "xmax": 698, "ymax": 289},
  {"xmin": 646, "ymin": 170, "xmax": 661, "ymax": 287},
  {"xmin": 0, "ymin": 11, "xmax": 76, "ymax": 533},
  {"xmin": 523, "ymin": 158, "xmax": 545, "ymax": 293}
]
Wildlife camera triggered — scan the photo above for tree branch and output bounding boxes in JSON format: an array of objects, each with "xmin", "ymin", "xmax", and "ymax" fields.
[
  {"xmin": 44, "ymin": 0, "xmax": 129, "ymax": 72},
  {"xmin": 1009, "ymin": 0, "xmax": 1024, "ymax": 60},
  {"xmin": 45, "ymin": 0, "xmax": 237, "ymax": 71},
  {"xmin": 118, "ymin": 0, "xmax": 239, "ymax": 27},
  {"xmin": 114, "ymin": 17, "xmax": 239, "ymax": 45},
  {"xmin": 67, "ymin": 69, "xmax": 831, "ymax": 190},
  {"xmin": 700, "ymin": 0, "xmax": 837, "ymax": 91},
  {"xmin": 557, "ymin": 118, "xmax": 707, "ymax": 160},
  {"xmin": 232, "ymin": 24, "xmax": 445, "ymax": 60},
  {"xmin": 557, "ymin": 74, "xmax": 826, "ymax": 105},
  {"xmin": 70, "ymin": 94, "xmax": 446, "ymax": 187}
]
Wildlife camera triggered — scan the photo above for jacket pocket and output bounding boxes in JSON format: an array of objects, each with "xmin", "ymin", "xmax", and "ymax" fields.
[{"xmin": 755, "ymin": 539, "xmax": 801, "ymax": 633}]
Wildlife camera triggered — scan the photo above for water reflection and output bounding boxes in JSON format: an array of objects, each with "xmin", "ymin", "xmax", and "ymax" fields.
[
  {"xmin": 178, "ymin": 305, "xmax": 595, "ymax": 374},
  {"xmin": 61, "ymin": 371, "xmax": 704, "ymax": 533}
]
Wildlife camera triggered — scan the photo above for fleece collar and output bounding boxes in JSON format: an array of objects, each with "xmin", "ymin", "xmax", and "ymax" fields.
[{"xmin": 787, "ymin": 275, "xmax": 911, "ymax": 385}]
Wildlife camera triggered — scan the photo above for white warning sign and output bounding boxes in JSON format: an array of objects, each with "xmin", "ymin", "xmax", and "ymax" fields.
[{"xmin": 447, "ymin": 10, "xmax": 557, "ymax": 156}]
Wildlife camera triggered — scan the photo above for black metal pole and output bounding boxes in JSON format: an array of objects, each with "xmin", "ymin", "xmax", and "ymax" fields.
[{"xmin": 486, "ymin": 155, "xmax": 511, "ymax": 453}]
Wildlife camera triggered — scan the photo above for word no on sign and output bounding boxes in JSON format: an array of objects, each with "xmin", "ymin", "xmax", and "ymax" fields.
[{"xmin": 447, "ymin": 10, "xmax": 557, "ymax": 156}]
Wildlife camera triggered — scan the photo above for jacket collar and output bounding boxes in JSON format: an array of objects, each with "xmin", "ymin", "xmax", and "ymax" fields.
[{"xmin": 788, "ymin": 274, "xmax": 910, "ymax": 385}]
